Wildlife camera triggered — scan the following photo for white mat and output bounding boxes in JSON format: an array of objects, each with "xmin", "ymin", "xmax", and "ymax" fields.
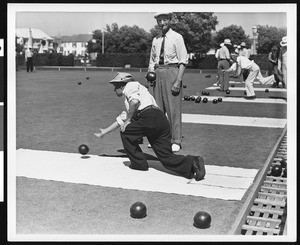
[
  {"xmin": 206, "ymin": 86, "xmax": 286, "ymax": 92},
  {"xmin": 182, "ymin": 114, "xmax": 286, "ymax": 128},
  {"xmin": 16, "ymin": 149, "xmax": 259, "ymax": 201}
]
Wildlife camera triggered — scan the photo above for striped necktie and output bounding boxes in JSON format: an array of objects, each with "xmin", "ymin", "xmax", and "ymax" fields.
[{"xmin": 159, "ymin": 34, "xmax": 165, "ymax": 65}]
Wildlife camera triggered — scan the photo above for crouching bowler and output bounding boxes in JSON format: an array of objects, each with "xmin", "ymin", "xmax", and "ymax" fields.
[{"xmin": 94, "ymin": 72, "xmax": 205, "ymax": 181}]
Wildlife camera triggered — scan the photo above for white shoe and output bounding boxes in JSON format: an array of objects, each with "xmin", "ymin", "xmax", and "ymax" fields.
[
  {"xmin": 148, "ymin": 144, "xmax": 152, "ymax": 148},
  {"xmin": 172, "ymin": 143, "xmax": 181, "ymax": 152},
  {"xmin": 213, "ymin": 83, "xmax": 220, "ymax": 87}
]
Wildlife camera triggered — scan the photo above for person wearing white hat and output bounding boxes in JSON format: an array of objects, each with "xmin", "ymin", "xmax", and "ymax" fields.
[
  {"xmin": 216, "ymin": 39, "xmax": 232, "ymax": 92},
  {"xmin": 148, "ymin": 12, "xmax": 189, "ymax": 152},
  {"xmin": 278, "ymin": 36, "xmax": 287, "ymax": 87},
  {"xmin": 223, "ymin": 51, "xmax": 277, "ymax": 99},
  {"xmin": 94, "ymin": 72, "xmax": 206, "ymax": 181},
  {"xmin": 213, "ymin": 43, "xmax": 224, "ymax": 87},
  {"xmin": 25, "ymin": 46, "xmax": 34, "ymax": 72}
]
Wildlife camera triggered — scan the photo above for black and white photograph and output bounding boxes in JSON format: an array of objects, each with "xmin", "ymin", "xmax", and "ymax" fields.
[{"xmin": 5, "ymin": 3, "xmax": 297, "ymax": 242}]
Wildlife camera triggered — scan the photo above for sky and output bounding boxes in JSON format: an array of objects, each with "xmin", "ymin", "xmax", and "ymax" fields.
[{"xmin": 11, "ymin": 4, "xmax": 293, "ymax": 38}]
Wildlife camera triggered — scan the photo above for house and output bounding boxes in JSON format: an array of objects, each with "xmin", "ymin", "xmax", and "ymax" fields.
[
  {"xmin": 16, "ymin": 28, "xmax": 54, "ymax": 53},
  {"xmin": 54, "ymin": 34, "xmax": 93, "ymax": 57}
]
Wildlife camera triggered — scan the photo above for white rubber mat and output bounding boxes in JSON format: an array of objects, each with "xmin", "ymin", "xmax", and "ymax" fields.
[
  {"xmin": 16, "ymin": 149, "xmax": 259, "ymax": 201},
  {"xmin": 182, "ymin": 114, "xmax": 286, "ymax": 128}
]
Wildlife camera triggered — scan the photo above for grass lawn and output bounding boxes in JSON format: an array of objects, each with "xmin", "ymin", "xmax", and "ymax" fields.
[{"xmin": 14, "ymin": 69, "xmax": 286, "ymax": 237}]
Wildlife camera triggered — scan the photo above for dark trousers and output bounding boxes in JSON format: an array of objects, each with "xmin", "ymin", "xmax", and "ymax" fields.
[
  {"xmin": 120, "ymin": 108, "xmax": 195, "ymax": 179},
  {"xmin": 26, "ymin": 57, "xmax": 33, "ymax": 72}
]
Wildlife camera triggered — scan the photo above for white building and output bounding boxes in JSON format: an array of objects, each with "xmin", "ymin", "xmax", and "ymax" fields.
[
  {"xmin": 54, "ymin": 34, "xmax": 93, "ymax": 57},
  {"xmin": 16, "ymin": 28, "xmax": 54, "ymax": 53}
]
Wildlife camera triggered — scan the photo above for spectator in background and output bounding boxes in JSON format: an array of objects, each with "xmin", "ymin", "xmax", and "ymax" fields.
[
  {"xmin": 148, "ymin": 12, "xmax": 189, "ymax": 152},
  {"xmin": 217, "ymin": 39, "xmax": 232, "ymax": 92},
  {"xmin": 213, "ymin": 43, "xmax": 224, "ymax": 87},
  {"xmin": 268, "ymin": 45, "xmax": 285, "ymax": 88},
  {"xmin": 278, "ymin": 36, "xmax": 287, "ymax": 88},
  {"xmin": 25, "ymin": 47, "xmax": 34, "ymax": 72}
]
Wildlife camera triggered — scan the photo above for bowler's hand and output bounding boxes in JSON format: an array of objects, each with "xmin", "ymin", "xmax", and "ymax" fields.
[
  {"xmin": 94, "ymin": 129, "xmax": 105, "ymax": 138},
  {"xmin": 121, "ymin": 120, "xmax": 131, "ymax": 132}
]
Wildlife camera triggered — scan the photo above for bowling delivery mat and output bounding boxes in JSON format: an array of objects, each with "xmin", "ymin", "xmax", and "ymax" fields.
[{"xmin": 16, "ymin": 149, "xmax": 259, "ymax": 201}]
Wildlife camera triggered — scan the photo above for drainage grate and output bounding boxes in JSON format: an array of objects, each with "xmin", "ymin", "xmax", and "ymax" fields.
[{"xmin": 241, "ymin": 135, "xmax": 287, "ymax": 235}]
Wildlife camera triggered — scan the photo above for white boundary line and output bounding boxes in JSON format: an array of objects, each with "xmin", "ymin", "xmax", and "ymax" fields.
[
  {"xmin": 206, "ymin": 86, "xmax": 287, "ymax": 92},
  {"xmin": 187, "ymin": 96, "xmax": 286, "ymax": 104},
  {"xmin": 182, "ymin": 114, "xmax": 286, "ymax": 128}
]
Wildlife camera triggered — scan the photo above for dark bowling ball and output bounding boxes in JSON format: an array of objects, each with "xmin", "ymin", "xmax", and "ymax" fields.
[
  {"xmin": 183, "ymin": 85, "xmax": 187, "ymax": 88},
  {"xmin": 244, "ymin": 91, "xmax": 247, "ymax": 95},
  {"xmin": 226, "ymin": 90, "xmax": 230, "ymax": 94},
  {"xmin": 202, "ymin": 91, "xmax": 206, "ymax": 95},
  {"xmin": 146, "ymin": 71, "xmax": 156, "ymax": 82},
  {"xmin": 217, "ymin": 97, "xmax": 222, "ymax": 102},
  {"xmin": 186, "ymin": 96, "xmax": 191, "ymax": 101},
  {"xmin": 202, "ymin": 98, "xmax": 208, "ymax": 103},
  {"xmin": 212, "ymin": 99, "xmax": 218, "ymax": 104},
  {"xmin": 86, "ymin": 77, "xmax": 89, "ymax": 80},
  {"xmin": 130, "ymin": 202, "xmax": 147, "ymax": 219},
  {"xmin": 282, "ymin": 168, "xmax": 287, "ymax": 178},
  {"xmin": 280, "ymin": 159, "xmax": 287, "ymax": 168},
  {"xmin": 190, "ymin": 96, "xmax": 196, "ymax": 101},
  {"xmin": 78, "ymin": 81, "xmax": 82, "ymax": 85},
  {"xmin": 231, "ymin": 84, "xmax": 235, "ymax": 87},
  {"xmin": 271, "ymin": 165, "xmax": 283, "ymax": 177},
  {"xmin": 78, "ymin": 144, "xmax": 89, "ymax": 155},
  {"xmin": 195, "ymin": 96, "xmax": 201, "ymax": 103},
  {"xmin": 205, "ymin": 91, "xmax": 210, "ymax": 96},
  {"xmin": 184, "ymin": 95, "xmax": 189, "ymax": 101},
  {"xmin": 205, "ymin": 74, "xmax": 211, "ymax": 78},
  {"xmin": 265, "ymin": 88, "xmax": 269, "ymax": 93},
  {"xmin": 193, "ymin": 211, "xmax": 211, "ymax": 229}
]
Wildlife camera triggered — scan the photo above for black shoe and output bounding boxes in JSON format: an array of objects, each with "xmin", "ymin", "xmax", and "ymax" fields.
[
  {"xmin": 244, "ymin": 95, "xmax": 256, "ymax": 100},
  {"xmin": 129, "ymin": 164, "xmax": 148, "ymax": 171},
  {"xmin": 192, "ymin": 156, "xmax": 206, "ymax": 181}
]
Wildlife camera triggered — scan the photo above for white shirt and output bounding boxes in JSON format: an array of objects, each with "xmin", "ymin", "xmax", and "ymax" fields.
[
  {"xmin": 148, "ymin": 28, "xmax": 189, "ymax": 71},
  {"xmin": 116, "ymin": 82, "xmax": 158, "ymax": 126},
  {"xmin": 25, "ymin": 49, "xmax": 33, "ymax": 59},
  {"xmin": 228, "ymin": 56, "xmax": 255, "ymax": 71}
]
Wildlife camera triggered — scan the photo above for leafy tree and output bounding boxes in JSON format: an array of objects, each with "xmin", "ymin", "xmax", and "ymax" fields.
[
  {"xmin": 256, "ymin": 25, "xmax": 287, "ymax": 54},
  {"xmin": 87, "ymin": 23, "xmax": 152, "ymax": 54},
  {"xmin": 214, "ymin": 25, "xmax": 251, "ymax": 51}
]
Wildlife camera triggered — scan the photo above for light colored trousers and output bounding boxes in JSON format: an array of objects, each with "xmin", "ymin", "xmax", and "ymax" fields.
[
  {"xmin": 245, "ymin": 63, "xmax": 276, "ymax": 96},
  {"xmin": 153, "ymin": 66, "xmax": 182, "ymax": 145}
]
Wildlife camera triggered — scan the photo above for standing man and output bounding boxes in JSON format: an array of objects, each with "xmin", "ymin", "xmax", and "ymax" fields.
[
  {"xmin": 25, "ymin": 46, "xmax": 34, "ymax": 72},
  {"xmin": 239, "ymin": 42, "xmax": 250, "ymax": 58},
  {"xmin": 217, "ymin": 39, "xmax": 232, "ymax": 92},
  {"xmin": 213, "ymin": 42, "xmax": 224, "ymax": 87},
  {"xmin": 148, "ymin": 12, "xmax": 189, "ymax": 152},
  {"xmin": 94, "ymin": 72, "xmax": 206, "ymax": 181},
  {"xmin": 278, "ymin": 36, "xmax": 287, "ymax": 88}
]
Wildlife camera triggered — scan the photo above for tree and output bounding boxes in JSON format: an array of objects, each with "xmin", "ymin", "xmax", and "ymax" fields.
[
  {"xmin": 214, "ymin": 25, "xmax": 250, "ymax": 50},
  {"xmin": 256, "ymin": 25, "xmax": 287, "ymax": 54},
  {"xmin": 87, "ymin": 23, "xmax": 152, "ymax": 54}
]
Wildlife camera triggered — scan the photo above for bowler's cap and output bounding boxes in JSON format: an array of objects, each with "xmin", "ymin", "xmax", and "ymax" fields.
[
  {"xmin": 154, "ymin": 12, "xmax": 172, "ymax": 19},
  {"xmin": 109, "ymin": 72, "xmax": 134, "ymax": 84}
]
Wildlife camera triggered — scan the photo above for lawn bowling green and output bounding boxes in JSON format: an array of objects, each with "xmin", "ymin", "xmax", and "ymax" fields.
[{"xmin": 14, "ymin": 69, "xmax": 287, "ymax": 236}]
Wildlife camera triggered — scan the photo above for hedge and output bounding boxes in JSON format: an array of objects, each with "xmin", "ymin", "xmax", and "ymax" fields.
[{"xmin": 16, "ymin": 53, "xmax": 75, "ymax": 67}]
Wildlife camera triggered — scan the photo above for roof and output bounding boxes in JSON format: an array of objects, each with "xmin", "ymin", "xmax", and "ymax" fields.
[
  {"xmin": 57, "ymin": 34, "xmax": 93, "ymax": 43},
  {"xmin": 16, "ymin": 28, "xmax": 54, "ymax": 40}
]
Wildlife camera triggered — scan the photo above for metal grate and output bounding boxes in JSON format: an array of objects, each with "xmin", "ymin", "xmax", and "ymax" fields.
[{"xmin": 241, "ymin": 135, "xmax": 287, "ymax": 235}]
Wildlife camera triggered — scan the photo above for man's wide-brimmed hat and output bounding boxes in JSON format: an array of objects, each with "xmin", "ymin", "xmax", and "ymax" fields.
[
  {"xmin": 109, "ymin": 72, "xmax": 134, "ymax": 84},
  {"xmin": 154, "ymin": 12, "xmax": 172, "ymax": 19},
  {"xmin": 280, "ymin": 36, "xmax": 287, "ymax": 46},
  {"xmin": 223, "ymin": 39, "xmax": 232, "ymax": 45},
  {"xmin": 240, "ymin": 42, "xmax": 246, "ymax": 47}
]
